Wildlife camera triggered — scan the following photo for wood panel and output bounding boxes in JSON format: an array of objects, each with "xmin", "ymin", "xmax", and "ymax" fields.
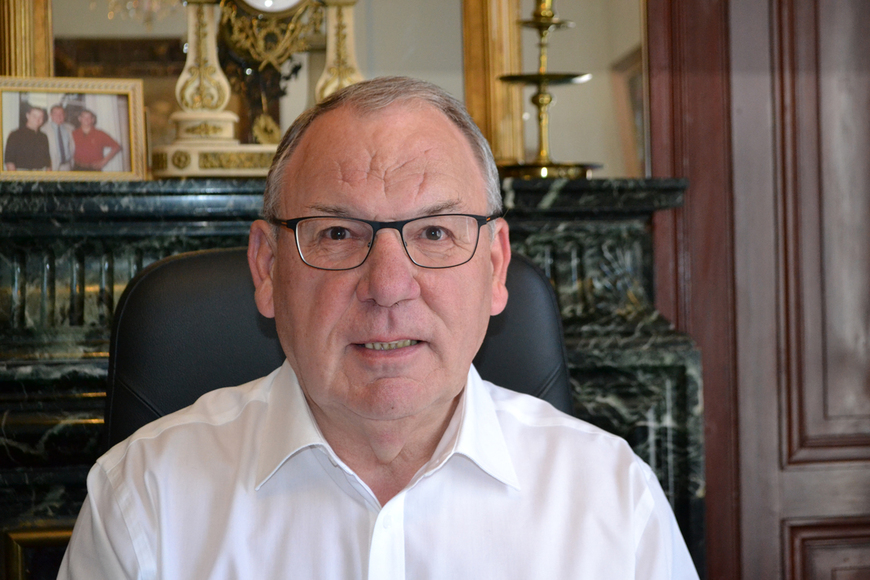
[
  {"xmin": 786, "ymin": 519, "xmax": 870, "ymax": 580},
  {"xmin": 647, "ymin": 1, "xmax": 737, "ymax": 578},
  {"xmin": 732, "ymin": 0, "xmax": 870, "ymax": 577},
  {"xmin": 780, "ymin": 0, "xmax": 870, "ymax": 464}
]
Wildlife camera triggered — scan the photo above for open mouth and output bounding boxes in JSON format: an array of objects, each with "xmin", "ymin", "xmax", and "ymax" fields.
[{"xmin": 363, "ymin": 339, "xmax": 419, "ymax": 351}]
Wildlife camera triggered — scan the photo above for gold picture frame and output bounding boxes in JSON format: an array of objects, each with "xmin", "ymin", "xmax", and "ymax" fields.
[
  {"xmin": 3, "ymin": 526, "xmax": 72, "ymax": 580},
  {"xmin": 0, "ymin": 77, "xmax": 146, "ymax": 181}
]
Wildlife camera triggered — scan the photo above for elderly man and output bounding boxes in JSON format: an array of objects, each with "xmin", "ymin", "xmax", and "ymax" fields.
[
  {"xmin": 42, "ymin": 105, "xmax": 76, "ymax": 171},
  {"xmin": 58, "ymin": 77, "xmax": 698, "ymax": 579}
]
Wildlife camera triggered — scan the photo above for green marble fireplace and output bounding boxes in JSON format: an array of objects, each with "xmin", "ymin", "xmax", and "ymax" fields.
[{"xmin": 0, "ymin": 177, "xmax": 702, "ymax": 577}]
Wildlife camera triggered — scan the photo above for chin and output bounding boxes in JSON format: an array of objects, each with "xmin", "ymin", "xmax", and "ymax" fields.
[{"xmin": 351, "ymin": 377, "xmax": 457, "ymax": 421}]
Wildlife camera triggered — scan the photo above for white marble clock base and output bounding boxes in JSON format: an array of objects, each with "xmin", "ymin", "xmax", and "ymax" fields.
[{"xmin": 151, "ymin": 142, "xmax": 277, "ymax": 178}]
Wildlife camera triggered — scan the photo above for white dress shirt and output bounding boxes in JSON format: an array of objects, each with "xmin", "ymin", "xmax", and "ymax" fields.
[{"xmin": 58, "ymin": 362, "xmax": 699, "ymax": 580}]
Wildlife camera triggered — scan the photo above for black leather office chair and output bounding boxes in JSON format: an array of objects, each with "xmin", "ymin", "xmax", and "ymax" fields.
[{"xmin": 105, "ymin": 248, "xmax": 572, "ymax": 449}]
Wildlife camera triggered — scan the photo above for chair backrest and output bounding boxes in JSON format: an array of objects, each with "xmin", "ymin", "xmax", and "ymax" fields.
[{"xmin": 105, "ymin": 248, "xmax": 572, "ymax": 448}]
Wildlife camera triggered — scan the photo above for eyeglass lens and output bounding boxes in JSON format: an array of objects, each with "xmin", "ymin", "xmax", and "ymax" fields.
[{"xmin": 294, "ymin": 215, "xmax": 483, "ymax": 270}]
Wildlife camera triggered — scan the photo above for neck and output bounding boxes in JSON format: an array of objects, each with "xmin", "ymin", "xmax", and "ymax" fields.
[{"xmin": 310, "ymin": 396, "xmax": 460, "ymax": 505}]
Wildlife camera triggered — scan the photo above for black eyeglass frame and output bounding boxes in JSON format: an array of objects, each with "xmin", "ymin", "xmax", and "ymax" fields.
[{"xmin": 267, "ymin": 213, "xmax": 501, "ymax": 271}]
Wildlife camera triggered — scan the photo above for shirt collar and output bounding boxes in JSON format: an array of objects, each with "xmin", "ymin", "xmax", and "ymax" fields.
[
  {"xmin": 254, "ymin": 361, "xmax": 330, "ymax": 490},
  {"xmin": 254, "ymin": 362, "xmax": 520, "ymax": 492},
  {"xmin": 430, "ymin": 365, "xmax": 520, "ymax": 490}
]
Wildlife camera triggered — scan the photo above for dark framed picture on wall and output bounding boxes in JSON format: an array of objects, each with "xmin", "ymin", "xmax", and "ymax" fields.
[{"xmin": 0, "ymin": 77, "xmax": 146, "ymax": 181}]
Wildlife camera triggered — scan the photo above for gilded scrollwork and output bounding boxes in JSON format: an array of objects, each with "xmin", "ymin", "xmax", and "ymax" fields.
[
  {"xmin": 220, "ymin": 0, "xmax": 323, "ymax": 72},
  {"xmin": 172, "ymin": 151, "xmax": 191, "ymax": 169},
  {"xmin": 252, "ymin": 114, "xmax": 282, "ymax": 145},
  {"xmin": 323, "ymin": 8, "xmax": 353, "ymax": 87},
  {"xmin": 152, "ymin": 152, "xmax": 168, "ymax": 171},
  {"xmin": 315, "ymin": 1, "xmax": 363, "ymax": 102},
  {"xmin": 184, "ymin": 122, "xmax": 224, "ymax": 137},
  {"xmin": 199, "ymin": 152, "xmax": 274, "ymax": 170},
  {"xmin": 179, "ymin": 5, "xmax": 230, "ymax": 112}
]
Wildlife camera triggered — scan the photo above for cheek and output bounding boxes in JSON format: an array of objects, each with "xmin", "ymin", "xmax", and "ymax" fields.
[
  {"xmin": 423, "ymin": 269, "xmax": 493, "ymax": 343},
  {"xmin": 272, "ymin": 266, "xmax": 356, "ymax": 342}
]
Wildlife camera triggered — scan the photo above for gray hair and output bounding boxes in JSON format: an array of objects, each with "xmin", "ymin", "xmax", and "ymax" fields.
[{"xmin": 262, "ymin": 76, "xmax": 502, "ymax": 222}]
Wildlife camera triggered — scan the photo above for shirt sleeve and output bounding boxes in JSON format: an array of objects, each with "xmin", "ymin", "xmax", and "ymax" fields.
[
  {"xmin": 98, "ymin": 130, "xmax": 121, "ymax": 151},
  {"xmin": 56, "ymin": 464, "xmax": 141, "ymax": 580},
  {"xmin": 634, "ymin": 462, "xmax": 701, "ymax": 580}
]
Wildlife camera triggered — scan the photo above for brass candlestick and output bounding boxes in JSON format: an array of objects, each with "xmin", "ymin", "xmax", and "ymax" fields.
[{"xmin": 500, "ymin": 0, "xmax": 600, "ymax": 179}]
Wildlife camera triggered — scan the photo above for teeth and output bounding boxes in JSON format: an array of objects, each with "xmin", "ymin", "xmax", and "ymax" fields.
[{"xmin": 364, "ymin": 339, "xmax": 419, "ymax": 351}]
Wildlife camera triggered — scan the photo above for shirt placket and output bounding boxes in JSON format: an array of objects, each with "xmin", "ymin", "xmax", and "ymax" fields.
[{"xmin": 367, "ymin": 491, "xmax": 406, "ymax": 580}]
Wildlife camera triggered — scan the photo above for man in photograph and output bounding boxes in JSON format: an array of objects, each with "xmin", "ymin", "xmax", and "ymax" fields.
[
  {"xmin": 3, "ymin": 106, "xmax": 51, "ymax": 171},
  {"xmin": 42, "ymin": 104, "xmax": 76, "ymax": 171},
  {"xmin": 72, "ymin": 109, "xmax": 121, "ymax": 171}
]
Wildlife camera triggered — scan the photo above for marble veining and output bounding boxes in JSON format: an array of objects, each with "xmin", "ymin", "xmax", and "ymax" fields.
[{"xmin": 502, "ymin": 177, "xmax": 687, "ymax": 214}]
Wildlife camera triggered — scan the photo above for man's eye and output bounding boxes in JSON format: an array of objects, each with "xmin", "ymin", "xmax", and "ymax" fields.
[
  {"xmin": 424, "ymin": 226, "xmax": 446, "ymax": 241},
  {"xmin": 324, "ymin": 227, "xmax": 350, "ymax": 240}
]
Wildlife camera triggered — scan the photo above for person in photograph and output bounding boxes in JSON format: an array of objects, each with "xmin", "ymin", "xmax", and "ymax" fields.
[
  {"xmin": 42, "ymin": 104, "xmax": 76, "ymax": 171},
  {"xmin": 72, "ymin": 109, "xmax": 122, "ymax": 171},
  {"xmin": 3, "ymin": 106, "xmax": 51, "ymax": 171}
]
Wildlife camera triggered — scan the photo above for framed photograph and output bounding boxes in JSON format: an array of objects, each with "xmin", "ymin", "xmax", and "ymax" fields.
[{"xmin": 0, "ymin": 77, "xmax": 146, "ymax": 181}]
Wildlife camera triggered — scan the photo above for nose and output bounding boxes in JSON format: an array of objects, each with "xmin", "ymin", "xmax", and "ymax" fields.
[{"xmin": 356, "ymin": 228, "xmax": 421, "ymax": 307}]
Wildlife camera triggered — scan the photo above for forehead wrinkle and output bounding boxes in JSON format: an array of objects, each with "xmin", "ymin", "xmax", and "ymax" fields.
[
  {"xmin": 333, "ymin": 154, "xmax": 382, "ymax": 188},
  {"xmin": 380, "ymin": 146, "xmax": 453, "ymax": 202}
]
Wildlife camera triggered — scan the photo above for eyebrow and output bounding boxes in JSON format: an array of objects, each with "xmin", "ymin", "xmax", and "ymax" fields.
[{"xmin": 305, "ymin": 199, "xmax": 464, "ymax": 218}]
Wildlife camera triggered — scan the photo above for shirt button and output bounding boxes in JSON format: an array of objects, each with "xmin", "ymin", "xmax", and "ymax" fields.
[{"xmin": 382, "ymin": 515, "xmax": 392, "ymax": 529}]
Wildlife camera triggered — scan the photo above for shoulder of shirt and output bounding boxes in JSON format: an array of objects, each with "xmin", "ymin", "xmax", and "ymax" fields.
[
  {"xmin": 481, "ymin": 380, "xmax": 659, "ymax": 485},
  {"xmin": 481, "ymin": 379, "xmax": 645, "ymax": 454},
  {"xmin": 99, "ymin": 367, "xmax": 280, "ymax": 472}
]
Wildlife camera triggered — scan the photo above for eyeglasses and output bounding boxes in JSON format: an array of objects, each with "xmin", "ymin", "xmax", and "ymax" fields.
[{"xmin": 268, "ymin": 213, "xmax": 499, "ymax": 271}]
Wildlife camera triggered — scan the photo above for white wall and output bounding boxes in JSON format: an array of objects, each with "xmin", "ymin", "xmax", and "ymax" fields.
[
  {"xmin": 52, "ymin": 0, "xmax": 187, "ymax": 37},
  {"xmin": 354, "ymin": 0, "xmax": 464, "ymax": 100}
]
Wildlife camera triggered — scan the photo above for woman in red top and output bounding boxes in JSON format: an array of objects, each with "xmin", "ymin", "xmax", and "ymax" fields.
[{"xmin": 72, "ymin": 109, "xmax": 122, "ymax": 171}]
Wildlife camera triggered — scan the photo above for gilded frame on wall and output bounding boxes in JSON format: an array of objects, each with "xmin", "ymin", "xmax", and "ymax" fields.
[
  {"xmin": 462, "ymin": 0, "xmax": 524, "ymax": 165},
  {"xmin": 0, "ymin": 77, "xmax": 146, "ymax": 182},
  {"xmin": 3, "ymin": 527, "xmax": 72, "ymax": 580}
]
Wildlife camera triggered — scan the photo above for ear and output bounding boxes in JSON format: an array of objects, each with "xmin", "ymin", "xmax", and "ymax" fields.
[
  {"xmin": 248, "ymin": 220, "xmax": 277, "ymax": 319},
  {"xmin": 489, "ymin": 218, "xmax": 511, "ymax": 316}
]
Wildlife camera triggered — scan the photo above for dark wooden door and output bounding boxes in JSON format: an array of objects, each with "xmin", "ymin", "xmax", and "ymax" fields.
[
  {"xmin": 649, "ymin": 0, "xmax": 870, "ymax": 577},
  {"xmin": 731, "ymin": 0, "xmax": 870, "ymax": 577}
]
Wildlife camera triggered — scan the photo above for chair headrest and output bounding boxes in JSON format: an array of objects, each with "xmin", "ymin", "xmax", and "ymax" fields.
[{"xmin": 105, "ymin": 248, "xmax": 571, "ymax": 448}]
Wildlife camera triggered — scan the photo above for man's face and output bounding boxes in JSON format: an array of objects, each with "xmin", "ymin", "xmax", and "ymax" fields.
[
  {"xmin": 50, "ymin": 107, "xmax": 65, "ymax": 125},
  {"xmin": 79, "ymin": 111, "xmax": 94, "ymax": 128},
  {"xmin": 25, "ymin": 109, "xmax": 44, "ymax": 130},
  {"xmin": 249, "ymin": 103, "xmax": 510, "ymax": 431}
]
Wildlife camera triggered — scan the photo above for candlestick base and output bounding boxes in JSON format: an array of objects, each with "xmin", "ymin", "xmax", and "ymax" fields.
[{"xmin": 499, "ymin": 161, "xmax": 602, "ymax": 180}]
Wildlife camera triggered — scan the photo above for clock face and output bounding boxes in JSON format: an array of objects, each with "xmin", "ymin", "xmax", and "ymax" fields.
[{"xmin": 237, "ymin": 0, "xmax": 305, "ymax": 15}]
